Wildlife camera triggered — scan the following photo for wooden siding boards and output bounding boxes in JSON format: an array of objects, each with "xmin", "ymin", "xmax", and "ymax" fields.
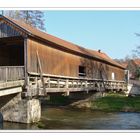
[
  {"xmin": 0, "ymin": 21, "xmax": 21, "ymax": 38},
  {"xmin": 27, "ymin": 38, "xmax": 125, "ymax": 81},
  {"xmin": 27, "ymin": 38, "xmax": 80, "ymax": 77}
]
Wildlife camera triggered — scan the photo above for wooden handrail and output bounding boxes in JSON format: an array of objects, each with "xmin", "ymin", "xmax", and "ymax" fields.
[{"xmin": 28, "ymin": 71, "xmax": 126, "ymax": 83}]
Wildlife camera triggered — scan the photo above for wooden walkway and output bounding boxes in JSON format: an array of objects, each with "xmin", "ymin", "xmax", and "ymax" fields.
[
  {"xmin": 28, "ymin": 72, "xmax": 127, "ymax": 96},
  {"xmin": 0, "ymin": 66, "xmax": 127, "ymax": 97}
]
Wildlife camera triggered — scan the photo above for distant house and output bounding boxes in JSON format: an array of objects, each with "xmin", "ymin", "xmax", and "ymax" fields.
[{"xmin": 121, "ymin": 59, "xmax": 140, "ymax": 80}]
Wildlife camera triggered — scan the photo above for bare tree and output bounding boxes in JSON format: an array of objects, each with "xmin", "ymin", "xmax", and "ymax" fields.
[
  {"xmin": 5, "ymin": 10, "xmax": 46, "ymax": 31},
  {"xmin": 132, "ymin": 46, "xmax": 140, "ymax": 58},
  {"xmin": 132, "ymin": 33, "xmax": 140, "ymax": 58}
]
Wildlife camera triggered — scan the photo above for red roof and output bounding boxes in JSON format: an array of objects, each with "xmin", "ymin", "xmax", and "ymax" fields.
[
  {"xmin": 0, "ymin": 15, "xmax": 125, "ymax": 69},
  {"xmin": 133, "ymin": 59, "xmax": 140, "ymax": 66},
  {"xmin": 121, "ymin": 62, "xmax": 128, "ymax": 68}
]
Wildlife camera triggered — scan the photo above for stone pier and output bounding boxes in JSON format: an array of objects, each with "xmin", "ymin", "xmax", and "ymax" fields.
[{"xmin": 0, "ymin": 93, "xmax": 41, "ymax": 123}]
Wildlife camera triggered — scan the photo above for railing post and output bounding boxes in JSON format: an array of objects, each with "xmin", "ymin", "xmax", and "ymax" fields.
[
  {"xmin": 65, "ymin": 79, "xmax": 69, "ymax": 96},
  {"xmin": 85, "ymin": 80, "xmax": 89, "ymax": 93},
  {"xmin": 57, "ymin": 79, "xmax": 60, "ymax": 88},
  {"xmin": 5, "ymin": 67, "xmax": 8, "ymax": 82},
  {"xmin": 65, "ymin": 79, "xmax": 69, "ymax": 89},
  {"xmin": 48, "ymin": 77, "xmax": 50, "ymax": 88},
  {"xmin": 85, "ymin": 80, "xmax": 88, "ymax": 88}
]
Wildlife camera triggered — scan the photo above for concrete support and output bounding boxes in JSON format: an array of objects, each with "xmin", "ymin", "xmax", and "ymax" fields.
[
  {"xmin": 126, "ymin": 84, "xmax": 140, "ymax": 96},
  {"xmin": 0, "ymin": 93, "xmax": 41, "ymax": 123}
]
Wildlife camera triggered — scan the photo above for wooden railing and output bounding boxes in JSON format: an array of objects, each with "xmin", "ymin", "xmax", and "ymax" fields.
[
  {"xmin": 28, "ymin": 72, "xmax": 127, "ymax": 96},
  {"xmin": 0, "ymin": 66, "xmax": 25, "ymax": 82}
]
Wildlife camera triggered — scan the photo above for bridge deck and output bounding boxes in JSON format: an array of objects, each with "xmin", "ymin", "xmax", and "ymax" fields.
[
  {"xmin": 0, "ymin": 65, "xmax": 127, "ymax": 97},
  {"xmin": 0, "ymin": 80, "xmax": 24, "ymax": 97}
]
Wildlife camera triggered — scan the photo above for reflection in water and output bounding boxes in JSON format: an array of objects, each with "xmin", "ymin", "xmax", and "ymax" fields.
[
  {"xmin": 0, "ymin": 123, "xmax": 3, "ymax": 129},
  {"xmin": 1, "ymin": 107, "xmax": 140, "ymax": 130},
  {"xmin": 0, "ymin": 112, "xmax": 3, "ymax": 129},
  {"xmin": 2, "ymin": 122, "xmax": 38, "ymax": 130}
]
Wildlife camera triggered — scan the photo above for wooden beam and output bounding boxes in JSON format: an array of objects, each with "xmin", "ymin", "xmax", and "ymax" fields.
[
  {"xmin": 0, "ymin": 87, "xmax": 22, "ymax": 97},
  {"xmin": 36, "ymin": 50, "xmax": 47, "ymax": 95},
  {"xmin": 24, "ymin": 37, "xmax": 28, "ymax": 88},
  {"xmin": 0, "ymin": 80, "xmax": 24, "ymax": 90}
]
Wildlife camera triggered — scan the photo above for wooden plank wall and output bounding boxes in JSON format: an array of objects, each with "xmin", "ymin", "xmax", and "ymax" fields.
[
  {"xmin": 0, "ymin": 21, "xmax": 21, "ymax": 38},
  {"xmin": 27, "ymin": 38, "xmax": 125, "ymax": 81}
]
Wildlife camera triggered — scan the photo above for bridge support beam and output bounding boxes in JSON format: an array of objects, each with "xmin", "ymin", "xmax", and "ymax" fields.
[{"xmin": 0, "ymin": 93, "xmax": 41, "ymax": 123}]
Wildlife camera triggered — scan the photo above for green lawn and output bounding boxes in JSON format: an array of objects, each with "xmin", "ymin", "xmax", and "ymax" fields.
[{"xmin": 91, "ymin": 93, "xmax": 140, "ymax": 112}]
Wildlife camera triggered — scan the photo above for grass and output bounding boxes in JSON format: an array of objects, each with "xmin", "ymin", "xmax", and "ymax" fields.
[{"xmin": 91, "ymin": 93, "xmax": 140, "ymax": 112}]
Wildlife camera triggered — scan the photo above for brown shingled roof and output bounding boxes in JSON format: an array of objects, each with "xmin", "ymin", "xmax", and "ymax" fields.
[{"xmin": 0, "ymin": 15, "xmax": 124, "ymax": 69}]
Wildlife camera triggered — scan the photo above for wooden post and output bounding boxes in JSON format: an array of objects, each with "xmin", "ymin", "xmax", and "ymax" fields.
[
  {"xmin": 80, "ymin": 81, "xmax": 83, "ymax": 88},
  {"xmin": 36, "ymin": 50, "xmax": 47, "ymax": 96},
  {"xmin": 72, "ymin": 80, "xmax": 74, "ymax": 88},
  {"xmin": 85, "ymin": 81, "xmax": 88, "ymax": 93},
  {"xmin": 65, "ymin": 79, "xmax": 69, "ymax": 89},
  {"xmin": 77, "ymin": 81, "xmax": 79, "ymax": 88},
  {"xmin": 24, "ymin": 37, "xmax": 30, "ymax": 96},
  {"xmin": 5, "ymin": 67, "xmax": 8, "ymax": 82},
  {"xmin": 48, "ymin": 78, "xmax": 50, "ymax": 88},
  {"xmin": 65, "ymin": 79, "xmax": 69, "ymax": 96},
  {"xmin": 57, "ymin": 79, "xmax": 60, "ymax": 88}
]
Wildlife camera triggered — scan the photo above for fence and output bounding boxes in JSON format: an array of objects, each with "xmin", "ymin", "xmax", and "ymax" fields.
[{"xmin": 0, "ymin": 66, "xmax": 24, "ymax": 82}]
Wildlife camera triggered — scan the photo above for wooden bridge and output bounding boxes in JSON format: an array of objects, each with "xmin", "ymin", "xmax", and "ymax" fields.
[{"xmin": 0, "ymin": 15, "xmax": 128, "ymax": 124}]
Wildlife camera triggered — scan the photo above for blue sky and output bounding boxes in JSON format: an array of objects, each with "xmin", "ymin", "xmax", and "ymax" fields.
[{"xmin": 44, "ymin": 11, "xmax": 140, "ymax": 59}]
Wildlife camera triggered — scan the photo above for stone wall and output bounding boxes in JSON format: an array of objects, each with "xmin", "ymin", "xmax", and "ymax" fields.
[
  {"xmin": 0, "ymin": 93, "xmax": 41, "ymax": 123},
  {"xmin": 126, "ymin": 84, "xmax": 140, "ymax": 96}
]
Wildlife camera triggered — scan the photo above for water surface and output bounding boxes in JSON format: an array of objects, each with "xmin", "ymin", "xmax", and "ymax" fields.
[{"xmin": 1, "ymin": 107, "xmax": 140, "ymax": 130}]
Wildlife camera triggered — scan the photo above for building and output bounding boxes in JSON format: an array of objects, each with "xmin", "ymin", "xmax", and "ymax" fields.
[{"xmin": 121, "ymin": 59, "xmax": 140, "ymax": 80}]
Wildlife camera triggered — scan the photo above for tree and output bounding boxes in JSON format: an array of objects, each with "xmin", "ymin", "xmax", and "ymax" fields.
[
  {"xmin": 132, "ymin": 33, "xmax": 140, "ymax": 58},
  {"xmin": 132, "ymin": 46, "xmax": 140, "ymax": 58},
  {"xmin": 135, "ymin": 67, "xmax": 140, "ymax": 80},
  {"xmin": 5, "ymin": 10, "xmax": 46, "ymax": 31}
]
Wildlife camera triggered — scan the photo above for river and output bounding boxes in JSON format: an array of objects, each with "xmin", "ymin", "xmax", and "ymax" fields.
[{"xmin": 1, "ymin": 106, "xmax": 140, "ymax": 130}]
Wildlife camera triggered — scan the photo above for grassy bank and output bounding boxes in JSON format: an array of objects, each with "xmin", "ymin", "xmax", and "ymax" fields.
[
  {"xmin": 41, "ymin": 93, "xmax": 140, "ymax": 112},
  {"xmin": 91, "ymin": 93, "xmax": 140, "ymax": 112}
]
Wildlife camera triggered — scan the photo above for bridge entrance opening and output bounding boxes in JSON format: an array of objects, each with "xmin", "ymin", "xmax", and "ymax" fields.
[
  {"xmin": 0, "ymin": 37, "xmax": 25, "ymax": 82},
  {"xmin": 0, "ymin": 37, "xmax": 24, "ymax": 66}
]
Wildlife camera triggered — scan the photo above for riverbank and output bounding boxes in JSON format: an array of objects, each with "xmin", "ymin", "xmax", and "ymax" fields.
[
  {"xmin": 41, "ymin": 92, "xmax": 140, "ymax": 112},
  {"xmin": 38, "ymin": 106, "xmax": 140, "ymax": 129},
  {"xmin": 70, "ymin": 93, "xmax": 140, "ymax": 112},
  {"xmin": 37, "ymin": 93, "xmax": 140, "ymax": 129}
]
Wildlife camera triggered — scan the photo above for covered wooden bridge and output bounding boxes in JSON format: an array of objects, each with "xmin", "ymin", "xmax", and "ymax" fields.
[
  {"xmin": 0, "ymin": 15, "xmax": 127, "ymax": 123},
  {"xmin": 0, "ymin": 15, "xmax": 127, "ymax": 97}
]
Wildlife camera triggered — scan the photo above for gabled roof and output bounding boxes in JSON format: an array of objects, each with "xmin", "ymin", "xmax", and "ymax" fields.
[{"xmin": 0, "ymin": 15, "xmax": 125, "ymax": 69}]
